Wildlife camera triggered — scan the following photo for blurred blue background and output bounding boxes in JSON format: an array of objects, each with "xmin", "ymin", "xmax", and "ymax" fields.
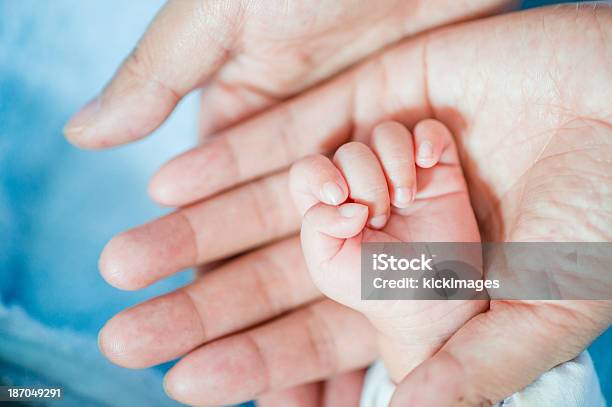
[{"xmin": 0, "ymin": 1, "xmax": 608, "ymax": 406}]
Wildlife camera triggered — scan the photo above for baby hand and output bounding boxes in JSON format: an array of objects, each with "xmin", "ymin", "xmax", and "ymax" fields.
[{"xmin": 290, "ymin": 120, "xmax": 486, "ymax": 381}]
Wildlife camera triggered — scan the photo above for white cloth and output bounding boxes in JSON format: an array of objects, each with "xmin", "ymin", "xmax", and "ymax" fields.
[{"xmin": 361, "ymin": 352, "xmax": 606, "ymax": 407}]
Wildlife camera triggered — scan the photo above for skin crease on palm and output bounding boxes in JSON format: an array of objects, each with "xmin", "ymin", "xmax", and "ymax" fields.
[{"xmin": 63, "ymin": 3, "xmax": 612, "ymax": 407}]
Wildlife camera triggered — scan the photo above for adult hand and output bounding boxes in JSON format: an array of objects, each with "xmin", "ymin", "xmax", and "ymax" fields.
[
  {"xmin": 63, "ymin": 0, "xmax": 513, "ymax": 150},
  {"xmin": 65, "ymin": 1, "xmax": 518, "ymax": 405},
  {"xmin": 97, "ymin": 4, "xmax": 612, "ymax": 406}
]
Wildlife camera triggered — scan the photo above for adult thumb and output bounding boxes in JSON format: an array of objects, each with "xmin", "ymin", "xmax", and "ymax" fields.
[
  {"xmin": 390, "ymin": 301, "xmax": 611, "ymax": 406},
  {"xmin": 64, "ymin": 0, "xmax": 242, "ymax": 149}
]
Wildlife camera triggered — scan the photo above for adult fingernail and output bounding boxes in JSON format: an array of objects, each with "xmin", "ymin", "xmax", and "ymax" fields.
[
  {"xmin": 394, "ymin": 187, "xmax": 415, "ymax": 208},
  {"xmin": 369, "ymin": 214, "xmax": 388, "ymax": 229},
  {"xmin": 321, "ymin": 182, "xmax": 344, "ymax": 205},
  {"xmin": 418, "ymin": 140, "xmax": 434, "ymax": 160},
  {"xmin": 162, "ymin": 375, "xmax": 175, "ymax": 399},
  {"xmin": 339, "ymin": 203, "xmax": 366, "ymax": 218},
  {"xmin": 63, "ymin": 97, "xmax": 101, "ymax": 137},
  {"xmin": 96, "ymin": 328, "xmax": 104, "ymax": 352}
]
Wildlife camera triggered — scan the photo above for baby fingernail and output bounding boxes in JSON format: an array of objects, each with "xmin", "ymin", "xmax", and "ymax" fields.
[
  {"xmin": 369, "ymin": 214, "xmax": 388, "ymax": 229},
  {"xmin": 321, "ymin": 182, "xmax": 344, "ymax": 205},
  {"xmin": 418, "ymin": 140, "xmax": 434, "ymax": 160},
  {"xmin": 339, "ymin": 203, "xmax": 365, "ymax": 218},
  {"xmin": 394, "ymin": 187, "xmax": 414, "ymax": 208}
]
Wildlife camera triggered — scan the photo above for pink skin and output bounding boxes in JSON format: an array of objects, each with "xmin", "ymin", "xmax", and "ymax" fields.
[
  {"xmin": 63, "ymin": 0, "xmax": 514, "ymax": 151},
  {"xmin": 291, "ymin": 120, "xmax": 486, "ymax": 381},
  {"xmin": 66, "ymin": 5, "xmax": 612, "ymax": 407},
  {"xmin": 256, "ymin": 370, "xmax": 365, "ymax": 407}
]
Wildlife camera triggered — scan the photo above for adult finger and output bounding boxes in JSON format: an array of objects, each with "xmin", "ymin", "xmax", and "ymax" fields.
[
  {"xmin": 258, "ymin": 370, "xmax": 365, "ymax": 407},
  {"xmin": 256, "ymin": 383, "xmax": 321, "ymax": 407},
  {"xmin": 149, "ymin": 77, "xmax": 356, "ymax": 206},
  {"xmin": 390, "ymin": 301, "xmax": 612, "ymax": 407},
  {"xmin": 64, "ymin": 0, "xmax": 243, "ymax": 149},
  {"xmin": 322, "ymin": 370, "xmax": 366, "ymax": 407},
  {"xmin": 98, "ymin": 236, "xmax": 320, "ymax": 368},
  {"xmin": 164, "ymin": 299, "xmax": 377, "ymax": 406},
  {"xmin": 99, "ymin": 171, "xmax": 300, "ymax": 290}
]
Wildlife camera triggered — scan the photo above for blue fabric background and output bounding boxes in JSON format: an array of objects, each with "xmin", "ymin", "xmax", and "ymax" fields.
[{"xmin": 0, "ymin": 1, "xmax": 608, "ymax": 406}]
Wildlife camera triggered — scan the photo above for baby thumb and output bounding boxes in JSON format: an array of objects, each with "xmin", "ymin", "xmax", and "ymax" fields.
[{"xmin": 301, "ymin": 202, "xmax": 367, "ymax": 272}]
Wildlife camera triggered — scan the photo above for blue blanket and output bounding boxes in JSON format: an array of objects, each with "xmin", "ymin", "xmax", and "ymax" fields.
[{"xmin": 0, "ymin": 1, "xmax": 608, "ymax": 406}]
